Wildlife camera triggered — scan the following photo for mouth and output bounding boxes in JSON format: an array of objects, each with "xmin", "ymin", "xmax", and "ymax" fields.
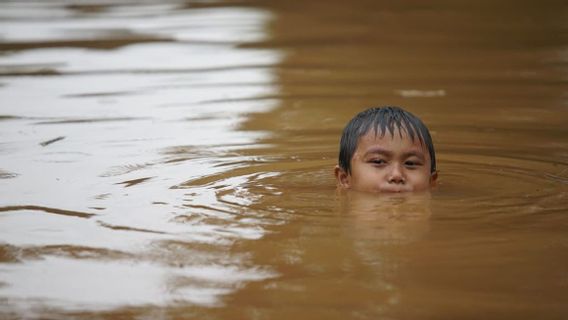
[{"xmin": 380, "ymin": 187, "xmax": 410, "ymax": 193}]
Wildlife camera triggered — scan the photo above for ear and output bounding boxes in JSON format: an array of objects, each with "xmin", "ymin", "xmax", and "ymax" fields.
[
  {"xmin": 430, "ymin": 170, "xmax": 438, "ymax": 186},
  {"xmin": 334, "ymin": 165, "xmax": 351, "ymax": 189}
]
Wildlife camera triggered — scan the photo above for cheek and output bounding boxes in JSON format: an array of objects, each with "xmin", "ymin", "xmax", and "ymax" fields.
[
  {"xmin": 409, "ymin": 171, "xmax": 432, "ymax": 187},
  {"xmin": 351, "ymin": 165, "xmax": 380, "ymax": 184}
]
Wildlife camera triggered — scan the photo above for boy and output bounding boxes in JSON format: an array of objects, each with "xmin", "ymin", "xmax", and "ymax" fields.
[{"xmin": 335, "ymin": 106, "xmax": 438, "ymax": 193}]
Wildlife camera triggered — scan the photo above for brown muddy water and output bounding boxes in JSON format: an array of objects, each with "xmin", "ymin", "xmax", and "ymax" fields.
[{"xmin": 1, "ymin": 1, "xmax": 568, "ymax": 319}]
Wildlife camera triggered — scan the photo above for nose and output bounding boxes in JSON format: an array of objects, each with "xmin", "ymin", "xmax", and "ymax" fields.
[{"xmin": 387, "ymin": 164, "xmax": 405, "ymax": 184}]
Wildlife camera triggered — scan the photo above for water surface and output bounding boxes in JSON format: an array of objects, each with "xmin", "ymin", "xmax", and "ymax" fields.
[{"xmin": 1, "ymin": 1, "xmax": 568, "ymax": 319}]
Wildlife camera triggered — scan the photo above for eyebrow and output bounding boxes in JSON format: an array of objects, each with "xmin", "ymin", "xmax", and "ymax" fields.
[
  {"xmin": 363, "ymin": 147, "xmax": 392, "ymax": 157},
  {"xmin": 364, "ymin": 147, "xmax": 426, "ymax": 160},
  {"xmin": 402, "ymin": 151, "xmax": 426, "ymax": 160}
]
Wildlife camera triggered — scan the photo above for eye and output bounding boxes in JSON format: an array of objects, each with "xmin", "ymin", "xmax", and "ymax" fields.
[
  {"xmin": 404, "ymin": 160, "xmax": 422, "ymax": 168},
  {"xmin": 370, "ymin": 159, "xmax": 387, "ymax": 166}
]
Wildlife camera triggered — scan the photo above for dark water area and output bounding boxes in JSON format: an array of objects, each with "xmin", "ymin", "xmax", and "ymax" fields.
[{"xmin": 1, "ymin": 1, "xmax": 568, "ymax": 319}]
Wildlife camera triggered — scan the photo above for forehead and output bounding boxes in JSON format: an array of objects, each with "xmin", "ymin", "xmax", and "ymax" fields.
[{"xmin": 356, "ymin": 128, "xmax": 428, "ymax": 155}]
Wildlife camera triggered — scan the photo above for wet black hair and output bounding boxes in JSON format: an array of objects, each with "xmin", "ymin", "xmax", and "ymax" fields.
[{"xmin": 338, "ymin": 106, "xmax": 436, "ymax": 174}]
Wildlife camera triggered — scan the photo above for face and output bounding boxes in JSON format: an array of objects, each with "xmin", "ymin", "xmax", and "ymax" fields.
[{"xmin": 335, "ymin": 129, "xmax": 437, "ymax": 193}]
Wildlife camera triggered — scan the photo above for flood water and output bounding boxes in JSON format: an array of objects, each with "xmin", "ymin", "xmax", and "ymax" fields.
[{"xmin": 1, "ymin": 1, "xmax": 568, "ymax": 319}]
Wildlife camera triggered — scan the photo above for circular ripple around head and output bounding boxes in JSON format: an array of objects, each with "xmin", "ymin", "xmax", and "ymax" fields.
[{"xmin": 433, "ymin": 152, "xmax": 568, "ymax": 220}]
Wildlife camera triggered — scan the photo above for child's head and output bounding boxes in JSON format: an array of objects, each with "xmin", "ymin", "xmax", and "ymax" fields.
[{"xmin": 335, "ymin": 106, "xmax": 437, "ymax": 193}]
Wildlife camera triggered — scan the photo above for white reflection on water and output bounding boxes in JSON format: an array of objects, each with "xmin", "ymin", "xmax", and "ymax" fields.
[
  {"xmin": 1, "ymin": 44, "xmax": 278, "ymax": 73},
  {"xmin": 0, "ymin": 2, "xmax": 283, "ymax": 312},
  {"xmin": 0, "ymin": 4, "xmax": 268, "ymax": 44},
  {"xmin": 0, "ymin": 256, "xmax": 275, "ymax": 309}
]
